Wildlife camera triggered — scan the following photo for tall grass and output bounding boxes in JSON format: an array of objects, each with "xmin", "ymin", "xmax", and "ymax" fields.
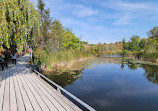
[{"xmin": 34, "ymin": 47, "xmax": 96, "ymax": 71}]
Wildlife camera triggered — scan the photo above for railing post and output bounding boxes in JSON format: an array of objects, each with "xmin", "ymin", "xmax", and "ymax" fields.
[
  {"xmin": 57, "ymin": 87, "xmax": 61, "ymax": 94},
  {"xmin": 38, "ymin": 73, "xmax": 40, "ymax": 77}
]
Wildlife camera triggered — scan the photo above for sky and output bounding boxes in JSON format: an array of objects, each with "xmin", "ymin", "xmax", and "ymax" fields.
[{"xmin": 31, "ymin": 0, "xmax": 158, "ymax": 44}]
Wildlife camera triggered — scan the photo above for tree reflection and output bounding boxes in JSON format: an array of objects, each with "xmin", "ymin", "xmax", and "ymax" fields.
[
  {"xmin": 121, "ymin": 63, "xmax": 125, "ymax": 70},
  {"xmin": 121, "ymin": 59, "xmax": 158, "ymax": 84},
  {"xmin": 141, "ymin": 65, "xmax": 158, "ymax": 84},
  {"xmin": 128, "ymin": 63, "xmax": 138, "ymax": 70},
  {"xmin": 46, "ymin": 70, "xmax": 83, "ymax": 87}
]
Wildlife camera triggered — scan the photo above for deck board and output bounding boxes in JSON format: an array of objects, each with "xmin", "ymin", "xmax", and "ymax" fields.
[
  {"xmin": 31, "ymin": 72, "xmax": 81, "ymax": 111},
  {"xmin": 18, "ymin": 71, "xmax": 42, "ymax": 111},
  {"xmin": 0, "ymin": 55, "xmax": 82, "ymax": 111},
  {"xmin": 26, "ymin": 72, "xmax": 67, "ymax": 111},
  {"xmin": 13, "ymin": 69, "xmax": 26, "ymax": 111},
  {"xmin": 21, "ymin": 71, "xmax": 50, "ymax": 111},
  {"xmin": 0, "ymin": 70, "xmax": 7, "ymax": 111},
  {"xmin": 16, "ymin": 73, "xmax": 34, "ymax": 111},
  {"xmin": 33, "ymin": 74, "xmax": 82, "ymax": 111},
  {"xmin": 24, "ymin": 72, "xmax": 58, "ymax": 111},
  {"xmin": 10, "ymin": 69, "xmax": 18, "ymax": 111}
]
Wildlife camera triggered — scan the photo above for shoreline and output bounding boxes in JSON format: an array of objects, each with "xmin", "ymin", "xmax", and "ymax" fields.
[
  {"xmin": 41, "ymin": 56, "xmax": 94, "ymax": 74},
  {"xmin": 123, "ymin": 57, "xmax": 158, "ymax": 66}
]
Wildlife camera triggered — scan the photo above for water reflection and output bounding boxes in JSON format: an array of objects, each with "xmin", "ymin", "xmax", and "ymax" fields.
[
  {"xmin": 47, "ymin": 57, "xmax": 158, "ymax": 111},
  {"xmin": 122, "ymin": 61, "xmax": 158, "ymax": 84},
  {"xmin": 141, "ymin": 65, "xmax": 158, "ymax": 84},
  {"xmin": 47, "ymin": 57, "xmax": 123, "ymax": 87},
  {"xmin": 48, "ymin": 58, "xmax": 158, "ymax": 87},
  {"xmin": 46, "ymin": 70, "xmax": 83, "ymax": 87}
]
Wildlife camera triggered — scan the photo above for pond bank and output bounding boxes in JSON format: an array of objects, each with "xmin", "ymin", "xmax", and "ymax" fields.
[
  {"xmin": 41, "ymin": 56, "xmax": 94, "ymax": 75},
  {"xmin": 123, "ymin": 57, "xmax": 158, "ymax": 66}
]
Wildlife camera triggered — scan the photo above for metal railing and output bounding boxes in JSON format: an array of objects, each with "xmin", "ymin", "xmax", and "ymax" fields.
[{"xmin": 32, "ymin": 69, "xmax": 96, "ymax": 111}]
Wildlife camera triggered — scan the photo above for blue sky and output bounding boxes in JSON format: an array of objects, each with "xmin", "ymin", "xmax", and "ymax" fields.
[{"xmin": 31, "ymin": 0, "xmax": 158, "ymax": 44}]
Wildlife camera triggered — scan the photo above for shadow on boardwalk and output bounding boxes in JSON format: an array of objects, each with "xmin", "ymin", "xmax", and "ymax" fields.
[{"xmin": 0, "ymin": 55, "xmax": 82, "ymax": 111}]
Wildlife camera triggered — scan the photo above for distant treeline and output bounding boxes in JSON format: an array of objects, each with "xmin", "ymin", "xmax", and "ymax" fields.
[
  {"xmin": 122, "ymin": 27, "xmax": 158, "ymax": 63},
  {"xmin": 91, "ymin": 42, "xmax": 123, "ymax": 55}
]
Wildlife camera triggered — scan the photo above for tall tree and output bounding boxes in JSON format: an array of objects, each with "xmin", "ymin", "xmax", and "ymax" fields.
[
  {"xmin": 50, "ymin": 19, "xmax": 65, "ymax": 51},
  {"xmin": 145, "ymin": 27, "xmax": 158, "ymax": 53},
  {"xmin": 139, "ymin": 38, "xmax": 147, "ymax": 49},
  {"xmin": 37, "ymin": 0, "xmax": 52, "ymax": 44},
  {"xmin": 62, "ymin": 29, "xmax": 80, "ymax": 50},
  {"xmin": 129, "ymin": 35, "xmax": 140, "ymax": 51},
  {"xmin": 0, "ymin": 0, "xmax": 40, "ymax": 53}
]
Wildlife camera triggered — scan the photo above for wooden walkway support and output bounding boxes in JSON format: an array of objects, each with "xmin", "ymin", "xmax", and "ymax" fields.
[{"xmin": 0, "ymin": 55, "xmax": 84, "ymax": 111}]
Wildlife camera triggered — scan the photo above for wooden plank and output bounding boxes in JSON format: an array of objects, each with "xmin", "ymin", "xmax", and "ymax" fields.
[
  {"xmin": 2, "ymin": 69, "xmax": 10, "ymax": 111},
  {"xmin": 10, "ymin": 69, "xmax": 18, "ymax": 111},
  {"xmin": 21, "ymin": 71, "xmax": 50, "ymax": 111},
  {"xmin": 18, "ymin": 70, "xmax": 42, "ymax": 111},
  {"xmin": 24, "ymin": 72, "xmax": 58, "ymax": 111},
  {"xmin": 30, "ymin": 73, "xmax": 75, "ymax": 111},
  {"xmin": 31, "ymin": 72, "xmax": 82, "ymax": 111},
  {"xmin": 26, "ymin": 72, "xmax": 66, "ymax": 111},
  {"xmin": 13, "ymin": 70, "xmax": 26, "ymax": 111},
  {"xmin": 0, "ymin": 70, "xmax": 7, "ymax": 111},
  {"xmin": 15, "ymin": 72, "xmax": 34, "ymax": 111}
]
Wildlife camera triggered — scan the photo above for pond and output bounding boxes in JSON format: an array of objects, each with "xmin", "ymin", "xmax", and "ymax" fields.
[{"xmin": 47, "ymin": 57, "xmax": 158, "ymax": 111}]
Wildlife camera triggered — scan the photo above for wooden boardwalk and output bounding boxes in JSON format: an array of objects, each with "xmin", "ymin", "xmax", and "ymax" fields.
[{"xmin": 0, "ymin": 55, "xmax": 82, "ymax": 111}]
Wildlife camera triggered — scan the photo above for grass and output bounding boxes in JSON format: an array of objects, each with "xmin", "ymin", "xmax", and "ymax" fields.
[{"xmin": 33, "ymin": 47, "xmax": 96, "ymax": 71}]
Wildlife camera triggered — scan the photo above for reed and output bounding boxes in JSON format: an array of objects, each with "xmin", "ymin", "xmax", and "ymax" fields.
[{"xmin": 34, "ymin": 47, "xmax": 96, "ymax": 71}]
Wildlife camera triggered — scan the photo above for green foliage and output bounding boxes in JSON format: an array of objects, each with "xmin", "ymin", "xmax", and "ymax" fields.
[
  {"xmin": 0, "ymin": 0, "xmax": 41, "ymax": 53},
  {"xmin": 62, "ymin": 30, "xmax": 80, "ymax": 50},
  {"xmin": 49, "ymin": 19, "xmax": 64, "ymax": 51},
  {"xmin": 32, "ymin": 0, "xmax": 97, "ymax": 70},
  {"xmin": 129, "ymin": 35, "xmax": 140, "ymax": 51},
  {"xmin": 122, "ymin": 36, "xmax": 146, "ymax": 51},
  {"xmin": 145, "ymin": 27, "xmax": 158, "ymax": 54},
  {"xmin": 37, "ymin": 0, "xmax": 52, "ymax": 44},
  {"xmin": 122, "ymin": 50, "xmax": 129, "ymax": 56},
  {"xmin": 139, "ymin": 38, "xmax": 147, "ymax": 49},
  {"xmin": 122, "ymin": 27, "xmax": 158, "ymax": 62}
]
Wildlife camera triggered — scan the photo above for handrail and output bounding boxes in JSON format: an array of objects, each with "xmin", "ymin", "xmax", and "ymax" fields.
[{"xmin": 32, "ymin": 69, "xmax": 96, "ymax": 111}]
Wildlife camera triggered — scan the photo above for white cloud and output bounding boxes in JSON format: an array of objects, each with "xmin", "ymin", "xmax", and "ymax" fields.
[
  {"xmin": 102, "ymin": 0, "xmax": 158, "ymax": 25},
  {"xmin": 103, "ymin": 0, "xmax": 157, "ymax": 11},
  {"xmin": 72, "ymin": 5, "xmax": 98, "ymax": 17},
  {"xmin": 118, "ymin": 2, "xmax": 148, "ymax": 10},
  {"xmin": 113, "ymin": 16, "xmax": 132, "ymax": 25}
]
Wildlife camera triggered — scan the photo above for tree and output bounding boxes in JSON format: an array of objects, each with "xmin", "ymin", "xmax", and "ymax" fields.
[
  {"xmin": 122, "ymin": 38, "xmax": 129, "ymax": 50},
  {"xmin": 0, "ymin": 0, "xmax": 40, "ymax": 53},
  {"xmin": 37, "ymin": 0, "xmax": 52, "ymax": 44},
  {"xmin": 139, "ymin": 38, "xmax": 147, "ymax": 49},
  {"xmin": 145, "ymin": 27, "xmax": 158, "ymax": 53},
  {"xmin": 62, "ymin": 29, "xmax": 80, "ymax": 50},
  {"xmin": 122, "ymin": 38, "xmax": 126, "ymax": 45},
  {"xmin": 129, "ymin": 35, "xmax": 140, "ymax": 51},
  {"xmin": 50, "ymin": 19, "xmax": 65, "ymax": 51},
  {"xmin": 148, "ymin": 27, "xmax": 158, "ymax": 40}
]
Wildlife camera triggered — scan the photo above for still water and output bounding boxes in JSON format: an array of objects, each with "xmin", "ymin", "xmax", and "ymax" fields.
[{"xmin": 47, "ymin": 57, "xmax": 158, "ymax": 111}]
